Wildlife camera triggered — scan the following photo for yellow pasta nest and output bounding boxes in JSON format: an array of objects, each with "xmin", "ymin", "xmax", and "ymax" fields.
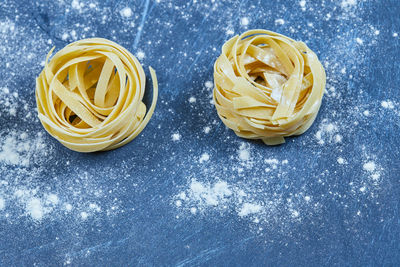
[
  {"xmin": 36, "ymin": 38, "xmax": 158, "ymax": 152},
  {"xmin": 213, "ymin": 29, "xmax": 326, "ymax": 145}
]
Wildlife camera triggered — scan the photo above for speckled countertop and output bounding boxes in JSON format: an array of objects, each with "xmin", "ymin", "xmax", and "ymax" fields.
[{"xmin": 0, "ymin": 0, "xmax": 399, "ymax": 266}]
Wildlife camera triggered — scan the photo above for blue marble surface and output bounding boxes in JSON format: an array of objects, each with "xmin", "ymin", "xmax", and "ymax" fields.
[{"xmin": 0, "ymin": 0, "xmax": 399, "ymax": 266}]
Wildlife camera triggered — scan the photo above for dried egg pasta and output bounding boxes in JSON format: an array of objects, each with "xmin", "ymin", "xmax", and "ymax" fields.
[
  {"xmin": 213, "ymin": 29, "xmax": 326, "ymax": 145},
  {"xmin": 36, "ymin": 38, "xmax": 158, "ymax": 152}
]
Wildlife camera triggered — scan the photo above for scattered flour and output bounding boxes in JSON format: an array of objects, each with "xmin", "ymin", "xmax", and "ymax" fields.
[
  {"xmin": 265, "ymin": 158, "xmax": 279, "ymax": 169},
  {"xmin": 71, "ymin": 0, "xmax": 84, "ymax": 10},
  {"xmin": 0, "ymin": 131, "xmax": 49, "ymax": 167},
  {"xmin": 120, "ymin": 7, "xmax": 133, "ymax": 18},
  {"xmin": 171, "ymin": 132, "xmax": 181, "ymax": 141},
  {"xmin": 334, "ymin": 134, "xmax": 343, "ymax": 143},
  {"xmin": 62, "ymin": 33, "xmax": 69, "ymax": 41},
  {"xmin": 226, "ymin": 29, "xmax": 234, "ymax": 35},
  {"xmin": 363, "ymin": 161, "xmax": 375, "ymax": 172},
  {"xmin": 337, "ymin": 157, "xmax": 346, "ymax": 164},
  {"xmin": 203, "ymin": 126, "xmax": 211, "ymax": 134},
  {"xmin": 65, "ymin": 203, "xmax": 73, "ymax": 211},
  {"xmin": 26, "ymin": 198, "xmax": 44, "ymax": 221},
  {"xmin": 199, "ymin": 153, "xmax": 210, "ymax": 163},
  {"xmin": 381, "ymin": 100, "xmax": 394, "ymax": 109},
  {"xmin": 290, "ymin": 209, "xmax": 300, "ymax": 218},
  {"xmin": 47, "ymin": 194, "xmax": 59, "ymax": 205},
  {"xmin": 315, "ymin": 120, "xmax": 339, "ymax": 145},
  {"xmin": 205, "ymin": 81, "xmax": 213, "ymax": 89},
  {"xmin": 238, "ymin": 203, "xmax": 262, "ymax": 217},
  {"xmin": 0, "ymin": 197, "xmax": 5, "ymax": 210},
  {"xmin": 341, "ymin": 0, "xmax": 357, "ymax": 8},
  {"xmin": 299, "ymin": 0, "xmax": 306, "ymax": 11},
  {"xmin": 275, "ymin": 19, "xmax": 285, "ymax": 25},
  {"xmin": 136, "ymin": 50, "xmax": 145, "ymax": 60},
  {"xmin": 362, "ymin": 157, "xmax": 382, "ymax": 181},
  {"xmin": 174, "ymin": 175, "xmax": 317, "ymax": 229},
  {"xmin": 184, "ymin": 179, "xmax": 232, "ymax": 206},
  {"xmin": 80, "ymin": 211, "xmax": 88, "ymax": 220},
  {"xmin": 238, "ymin": 143, "xmax": 251, "ymax": 162},
  {"xmin": 189, "ymin": 96, "xmax": 196, "ymax": 103},
  {"xmin": 240, "ymin": 17, "xmax": 249, "ymax": 26}
]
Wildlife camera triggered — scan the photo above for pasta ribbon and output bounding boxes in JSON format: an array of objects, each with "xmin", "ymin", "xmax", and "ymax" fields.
[
  {"xmin": 36, "ymin": 38, "xmax": 158, "ymax": 152},
  {"xmin": 213, "ymin": 29, "xmax": 326, "ymax": 145}
]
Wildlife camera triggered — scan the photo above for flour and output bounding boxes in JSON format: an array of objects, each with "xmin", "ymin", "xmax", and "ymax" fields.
[
  {"xmin": 203, "ymin": 126, "xmax": 211, "ymax": 134},
  {"xmin": 26, "ymin": 198, "xmax": 44, "ymax": 220},
  {"xmin": 173, "ymin": 173, "xmax": 318, "ymax": 230},
  {"xmin": 182, "ymin": 179, "xmax": 233, "ymax": 207},
  {"xmin": 265, "ymin": 158, "xmax": 279, "ymax": 169},
  {"xmin": 275, "ymin": 19, "xmax": 285, "ymax": 25},
  {"xmin": 71, "ymin": 0, "xmax": 84, "ymax": 10},
  {"xmin": 0, "ymin": 131, "xmax": 49, "ymax": 167},
  {"xmin": 0, "ymin": 162, "xmax": 125, "ymax": 223},
  {"xmin": 175, "ymin": 200, "xmax": 182, "ymax": 207},
  {"xmin": 65, "ymin": 203, "xmax": 73, "ymax": 211},
  {"xmin": 0, "ymin": 20, "xmax": 15, "ymax": 34},
  {"xmin": 62, "ymin": 33, "xmax": 69, "ymax": 41},
  {"xmin": 238, "ymin": 143, "xmax": 251, "ymax": 162},
  {"xmin": 0, "ymin": 87, "xmax": 19, "ymax": 119},
  {"xmin": 290, "ymin": 209, "xmax": 300, "ymax": 218},
  {"xmin": 340, "ymin": 0, "xmax": 357, "ymax": 8},
  {"xmin": 240, "ymin": 17, "xmax": 249, "ymax": 26},
  {"xmin": 47, "ymin": 194, "xmax": 59, "ymax": 205},
  {"xmin": 337, "ymin": 157, "xmax": 346, "ymax": 164},
  {"xmin": 136, "ymin": 50, "xmax": 145, "ymax": 60},
  {"xmin": 315, "ymin": 120, "xmax": 339, "ymax": 145},
  {"xmin": 205, "ymin": 81, "xmax": 213, "ymax": 89},
  {"xmin": 199, "ymin": 153, "xmax": 210, "ymax": 163},
  {"xmin": 363, "ymin": 161, "xmax": 375, "ymax": 172},
  {"xmin": 120, "ymin": 7, "xmax": 133, "ymax": 18},
  {"xmin": 361, "ymin": 152, "xmax": 383, "ymax": 181},
  {"xmin": 0, "ymin": 197, "xmax": 5, "ymax": 210},
  {"xmin": 80, "ymin": 211, "xmax": 88, "ymax": 220},
  {"xmin": 238, "ymin": 203, "xmax": 262, "ymax": 217},
  {"xmin": 299, "ymin": 0, "xmax": 306, "ymax": 11},
  {"xmin": 189, "ymin": 96, "xmax": 196, "ymax": 103},
  {"xmin": 171, "ymin": 132, "xmax": 181, "ymax": 141},
  {"xmin": 179, "ymin": 179, "xmax": 231, "ymax": 207},
  {"xmin": 226, "ymin": 29, "xmax": 234, "ymax": 35},
  {"xmin": 381, "ymin": 100, "xmax": 394, "ymax": 109}
]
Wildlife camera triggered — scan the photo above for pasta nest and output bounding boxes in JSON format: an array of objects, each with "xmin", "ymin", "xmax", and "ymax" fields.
[
  {"xmin": 36, "ymin": 38, "xmax": 158, "ymax": 152},
  {"xmin": 213, "ymin": 29, "xmax": 326, "ymax": 145}
]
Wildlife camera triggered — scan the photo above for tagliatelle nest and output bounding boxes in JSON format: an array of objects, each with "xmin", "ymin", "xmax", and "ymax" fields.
[
  {"xmin": 36, "ymin": 38, "xmax": 158, "ymax": 152},
  {"xmin": 213, "ymin": 29, "xmax": 326, "ymax": 145}
]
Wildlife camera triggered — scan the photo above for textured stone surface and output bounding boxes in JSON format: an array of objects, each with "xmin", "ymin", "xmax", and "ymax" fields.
[{"xmin": 0, "ymin": 0, "xmax": 399, "ymax": 266}]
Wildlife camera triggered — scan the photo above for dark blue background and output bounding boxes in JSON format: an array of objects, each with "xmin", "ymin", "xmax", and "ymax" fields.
[{"xmin": 0, "ymin": 0, "xmax": 399, "ymax": 266}]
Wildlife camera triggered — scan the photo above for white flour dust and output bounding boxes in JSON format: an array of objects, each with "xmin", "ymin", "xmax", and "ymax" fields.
[
  {"xmin": 314, "ymin": 119, "xmax": 342, "ymax": 145},
  {"xmin": 0, "ymin": 131, "xmax": 49, "ymax": 167}
]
